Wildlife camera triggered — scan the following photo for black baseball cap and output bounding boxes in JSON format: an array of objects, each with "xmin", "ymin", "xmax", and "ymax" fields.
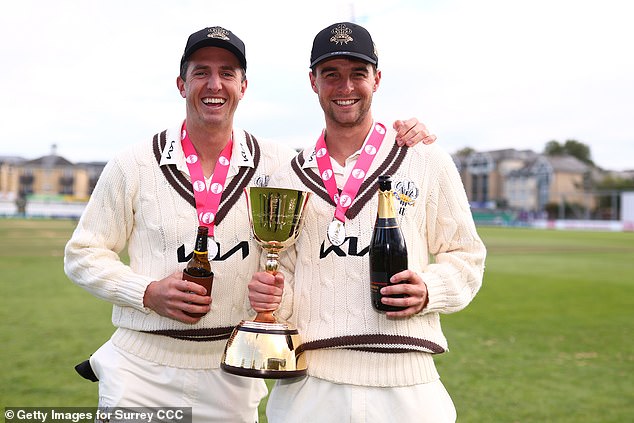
[
  {"xmin": 310, "ymin": 22, "xmax": 378, "ymax": 69},
  {"xmin": 180, "ymin": 26, "xmax": 247, "ymax": 71}
]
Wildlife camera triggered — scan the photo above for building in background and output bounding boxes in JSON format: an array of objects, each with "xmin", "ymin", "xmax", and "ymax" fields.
[
  {"xmin": 451, "ymin": 148, "xmax": 630, "ymax": 223},
  {"xmin": 1, "ymin": 145, "xmax": 631, "ymax": 223},
  {"xmin": 0, "ymin": 145, "xmax": 105, "ymax": 217},
  {"xmin": 504, "ymin": 154, "xmax": 596, "ymax": 218}
]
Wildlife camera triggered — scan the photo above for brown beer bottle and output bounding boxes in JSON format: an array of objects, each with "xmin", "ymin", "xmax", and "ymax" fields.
[
  {"xmin": 369, "ymin": 175, "xmax": 408, "ymax": 312},
  {"xmin": 183, "ymin": 226, "xmax": 214, "ymax": 317}
]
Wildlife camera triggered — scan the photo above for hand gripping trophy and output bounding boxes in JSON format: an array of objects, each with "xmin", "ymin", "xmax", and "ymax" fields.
[{"xmin": 221, "ymin": 187, "xmax": 311, "ymax": 378}]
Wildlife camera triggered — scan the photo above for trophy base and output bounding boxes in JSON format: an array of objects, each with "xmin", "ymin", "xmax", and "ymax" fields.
[{"xmin": 221, "ymin": 320, "xmax": 307, "ymax": 379}]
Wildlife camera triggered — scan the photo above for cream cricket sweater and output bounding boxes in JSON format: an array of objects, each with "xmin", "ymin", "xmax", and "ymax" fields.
[
  {"xmin": 64, "ymin": 123, "xmax": 295, "ymax": 369},
  {"xmin": 272, "ymin": 126, "xmax": 486, "ymax": 387}
]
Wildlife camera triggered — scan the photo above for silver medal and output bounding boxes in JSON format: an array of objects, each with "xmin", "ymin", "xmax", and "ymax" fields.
[
  {"xmin": 327, "ymin": 219, "xmax": 346, "ymax": 246},
  {"xmin": 208, "ymin": 236, "xmax": 219, "ymax": 259}
]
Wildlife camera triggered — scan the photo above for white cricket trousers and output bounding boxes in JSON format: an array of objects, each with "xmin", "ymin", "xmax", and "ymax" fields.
[
  {"xmin": 266, "ymin": 375, "xmax": 456, "ymax": 423},
  {"xmin": 89, "ymin": 340, "xmax": 268, "ymax": 422}
]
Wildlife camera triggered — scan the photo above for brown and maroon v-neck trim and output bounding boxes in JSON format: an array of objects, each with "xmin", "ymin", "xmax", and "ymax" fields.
[
  {"xmin": 291, "ymin": 141, "xmax": 408, "ymax": 219},
  {"xmin": 152, "ymin": 130, "xmax": 260, "ymax": 226}
]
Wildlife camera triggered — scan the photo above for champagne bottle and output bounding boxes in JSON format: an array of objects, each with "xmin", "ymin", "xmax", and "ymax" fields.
[
  {"xmin": 369, "ymin": 175, "xmax": 408, "ymax": 312},
  {"xmin": 183, "ymin": 226, "xmax": 214, "ymax": 317}
]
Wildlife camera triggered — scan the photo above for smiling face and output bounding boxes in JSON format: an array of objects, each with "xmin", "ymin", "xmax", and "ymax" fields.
[
  {"xmin": 310, "ymin": 58, "xmax": 380, "ymax": 129},
  {"xmin": 177, "ymin": 46, "xmax": 247, "ymax": 133}
]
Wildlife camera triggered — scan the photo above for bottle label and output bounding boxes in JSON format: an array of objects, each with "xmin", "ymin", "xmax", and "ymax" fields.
[
  {"xmin": 182, "ymin": 271, "xmax": 214, "ymax": 318},
  {"xmin": 182, "ymin": 271, "xmax": 214, "ymax": 297},
  {"xmin": 370, "ymin": 281, "xmax": 388, "ymax": 293}
]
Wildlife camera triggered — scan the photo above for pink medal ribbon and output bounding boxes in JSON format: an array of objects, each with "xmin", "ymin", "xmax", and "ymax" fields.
[
  {"xmin": 181, "ymin": 122, "xmax": 233, "ymax": 258},
  {"xmin": 315, "ymin": 122, "xmax": 387, "ymax": 246}
]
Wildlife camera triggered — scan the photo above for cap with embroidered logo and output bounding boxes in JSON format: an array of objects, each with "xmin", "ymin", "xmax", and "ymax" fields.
[
  {"xmin": 310, "ymin": 22, "xmax": 378, "ymax": 69},
  {"xmin": 181, "ymin": 26, "xmax": 247, "ymax": 71}
]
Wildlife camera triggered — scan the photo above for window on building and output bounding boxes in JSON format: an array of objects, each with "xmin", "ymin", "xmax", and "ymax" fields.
[
  {"xmin": 58, "ymin": 168, "xmax": 74, "ymax": 195},
  {"xmin": 481, "ymin": 174, "xmax": 489, "ymax": 202},
  {"xmin": 535, "ymin": 163, "xmax": 551, "ymax": 211},
  {"xmin": 19, "ymin": 168, "xmax": 34, "ymax": 195}
]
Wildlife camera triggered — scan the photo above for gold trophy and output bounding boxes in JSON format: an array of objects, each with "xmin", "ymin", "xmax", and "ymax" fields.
[{"xmin": 221, "ymin": 187, "xmax": 311, "ymax": 378}]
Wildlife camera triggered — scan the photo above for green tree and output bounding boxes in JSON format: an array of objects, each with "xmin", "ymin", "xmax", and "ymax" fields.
[
  {"xmin": 544, "ymin": 140, "xmax": 565, "ymax": 155},
  {"xmin": 563, "ymin": 140, "xmax": 593, "ymax": 165},
  {"xmin": 596, "ymin": 175, "xmax": 634, "ymax": 191},
  {"xmin": 543, "ymin": 139, "xmax": 594, "ymax": 165},
  {"xmin": 456, "ymin": 147, "xmax": 475, "ymax": 156}
]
